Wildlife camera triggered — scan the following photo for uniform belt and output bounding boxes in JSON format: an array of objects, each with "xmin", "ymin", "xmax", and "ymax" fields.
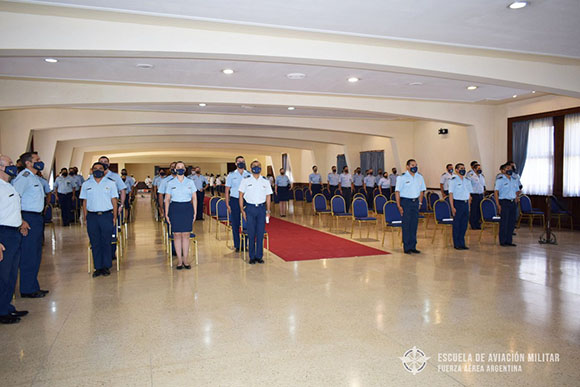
[
  {"xmin": 248, "ymin": 202, "xmax": 265, "ymax": 207},
  {"xmin": 0, "ymin": 225, "xmax": 19, "ymax": 231},
  {"xmin": 499, "ymin": 199, "xmax": 515, "ymax": 202},
  {"xmin": 471, "ymin": 193, "xmax": 483, "ymax": 196},
  {"xmin": 401, "ymin": 197, "xmax": 418, "ymax": 202},
  {"xmin": 21, "ymin": 210, "xmax": 42, "ymax": 215},
  {"xmin": 454, "ymin": 199, "xmax": 468, "ymax": 203},
  {"xmin": 88, "ymin": 210, "xmax": 112, "ymax": 215}
]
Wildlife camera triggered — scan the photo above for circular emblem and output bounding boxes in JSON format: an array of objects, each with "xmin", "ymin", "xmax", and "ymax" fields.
[{"xmin": 399, "ymin": 346, "xmax": 430, "ymax": 375}]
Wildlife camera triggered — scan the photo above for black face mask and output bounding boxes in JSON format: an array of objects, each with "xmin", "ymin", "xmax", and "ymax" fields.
[
  {"xmin": 62, "ymin": 172, "xmax": 68, "ymax": 177},
  {"xmin": 332, "ymin": 170, "xmax": 336, "ymax": 173},
  {"xmin": 122, "ymin": 173, "xmax": 127, "ymax": 176},
  {"xmin": 160, "ymin": 172, "xmax": 166, "ymax": 177},
  {"xmin": 393, "ymin": 170, "xmax": 397, "ymax": 174}
]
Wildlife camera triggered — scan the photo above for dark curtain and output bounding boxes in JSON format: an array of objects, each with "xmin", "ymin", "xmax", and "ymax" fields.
[
  {"xmin": 512, "ymin": 120, "xmax": 530, "ymax": 176},
  {"xmin": 282, "ymin": 153, "xmax": 288, "ymax": 171},
  {"xmin": 337, "ymin": 154, "xmax": 347, "ymax": 172},
  {"xmin": 360, "ymin": 151, "xmax": 384, "ymax": 173}
]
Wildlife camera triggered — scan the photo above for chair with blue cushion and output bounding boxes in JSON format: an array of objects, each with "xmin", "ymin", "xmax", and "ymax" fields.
[
  {"xmin": 239, "ymin": 210, "xmax": 269, "ymax": 262},
  {"xmin": 215, "ymin": 198, "xmax": 231, "ymax": 241},
  {"xmin": 373, "ymin": 194, "xmax": 387, "ymax": 221},
  {"xmin": 353, "ymin": 192, "xmax": 366, "ymax": 201},
  {"xmin": 350, "ymin": 198, "xmax": 378, "ymax": 239},
  {"xmin": 431, "ymin": 199, "xmax": 454, "ymax": 245},
  {"xmin": 382, "ymin": 201, "xmax": 403, "ymax": 247},
  {"xmin": 166, "ymin": 222, "xmax": 198, "ymax": 267},
  {"xmin": 208, "ymin": 196, "xmax": 220, "ymax": 232},
  {"xmin": 304, "ymin": 189, "xmax": 313, "ymax": 204},
  {"xmin": 479, "ymin": 198, "xmax": 501, "ymax": 243},
  {"xmin": 428, "ymin": 192, "xmax": 440, "ymax": 211},
  {"xmin": 517, "ymin": 195, "xmax": 545, "ymax": 230},
  {"xmin": 550, "ymin": 196, "xmax": 573, "ymax": 231},
  {"xmin": 313, "ymin": 193, "xmax": 331, "ymax": 225},
  {"xmin": 389, "ymin": 192, "xmax": 396, "ymax": 201},
  {"xmin": 330, "ymin": 195, "xmax": 352, "ymax": 232},
  {"xmin": 419, "ymin": 198, "xmax": 433, "ymax": 230},
  {"xmin": 293, "ymin": 188, "xmax": 305, "ymax": 210}
]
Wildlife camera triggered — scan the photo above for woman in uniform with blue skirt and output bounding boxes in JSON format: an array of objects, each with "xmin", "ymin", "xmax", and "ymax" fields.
[
  {"xmin": 275, "ymin": 168, "xmax": 291, "ymax": 217},
  {"xmin": 164, "ymin": 161, "xmax": 197, "ymax": 269}
]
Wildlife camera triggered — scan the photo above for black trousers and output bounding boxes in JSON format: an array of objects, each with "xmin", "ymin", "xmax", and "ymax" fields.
[
  {"xmin": 401, "ymin": 198, "xmax": 419, "ymax": 251},
  {"xmin": 499, "ymin": 199, "xmax": 517, "ymax": 245},
  {"xmin": 341, "ymin": 187, "xmax": 352, "ymax": 212},
  {"xmin": 470, "ymin": 194, "xmax": 483, "ymax": 229},
  {"xmin": 329, "ymin": 185, "xmax": 339, "ymax": 196},
  {"xmin": 87, "ymin": 211, "xmax": 113, "ymax": 270},
  {"xmin": 365, "ymin": 187, "xmax": 375, "ymax": 208},
  {"xmin": 58, "ymin": 192, "xmax": 73, "ymax": 226},
  {"xmin": 452, "ymin": 200, "xmax": 469, "ymax": 248},
  {"xmin": 196, "ymin": 190, "xmax": 204, "ymax": 220},
  {"xmin": 0, "ymin": 226, "xmax": 21, "ymax": 315}
]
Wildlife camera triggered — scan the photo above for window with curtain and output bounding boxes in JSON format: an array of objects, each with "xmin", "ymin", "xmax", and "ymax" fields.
[
  {"xmin": 360, "ymin": 151, "xmax": 384, "ymax": 174},
  {"xmin": 564, "ymin": 113, "xmax": 580, "ymax": 197},
  {"xmin": 520, "ymin": 117, "xmax": 554, "ymax": 195},
  {"xmin": 281, "ymin": 153, "xmax": 293, "ymax": 182},
  {"xmin": 336, "ymin": 154, "xmax": 347, "ymax": 172}
]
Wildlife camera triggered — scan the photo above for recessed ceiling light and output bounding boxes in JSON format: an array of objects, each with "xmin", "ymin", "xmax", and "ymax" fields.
[
  {"xmin": 287, "ymin": 107, "xmax": 295, "ymax": 111},
  {"xmin": 287, "ymin": 72, "xmax": 306, "ymax": 80},
  {"xmin": 513, "ymin": 94, "xmax": 518, "ymax": 98},
  {"xmin": 347, "ymin": 77, "xmax": 360, "ymax": 83},
  {"xmin": 222, "ymin": 69, "xmax": 235, "ymax": 75},
  {"xmin": 198, "ymin": 103, "xmax": 206, "ymax": 107},
  {"xmin": 508, "ymin": 1, "xmax": 528, "ymax": 9},
  {"xmin": 409, "ymin": 82, "xmax": 423, "ymax": 86},
  {"xmin": 44, "ymin": 58, "xmax": 58, "ymax": 63},
  {"xmin": 467, "ymin": 85, "xmax": 478, "ymax": 90},
  {"xmin": 136, "ymin": 63, "xmax": 154, "ymax": 69},
  {"xmin": 532, "ymin": 90, "xmax": 536, "ymax": 93}
]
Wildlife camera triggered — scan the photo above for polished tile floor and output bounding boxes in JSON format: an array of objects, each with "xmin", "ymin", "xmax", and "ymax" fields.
[{"xmin": 1, "ymin": 196, "xmax": 579, "ymax": 386}]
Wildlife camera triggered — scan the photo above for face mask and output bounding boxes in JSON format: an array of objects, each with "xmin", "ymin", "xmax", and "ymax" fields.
[
  {"xmin": 101, "ymin": 163, "xmax": 109, "ymax": 170},
  {"xmin": 506, "ymin": 170, "xmax": 513, "ymax": 176},
  {"xmin": 281, "ymin": 171, "xmax": 285, "ymax": 175},
  {"xmin": 122, "ymin": 176, "xmax": 126, "ymax": 181},
  {"xmin": 160, "ymin": 172, "xmax": 166, "ymax": 177},
  {"xmin": 237, "ymin": 162, "xmax": 246, "ymax": 169},
  {"xmin": 62, "ymin": 172, "xmax": 68, "ymax": 177},
  {"xmin": 251, "ymin": 166, "xmax": 262, "ymax": 174},
  {"xmin": 196, "ymin": 170, "xmax": 201, "ymax": 175},
  {"xmin": 383, "ymin": 175, "xmax": 388, "ymax": 178},
  {"xmin": 313, "ymin": 169, "xmax": 317, "ymax": 173},
  {"xmin": 410, "ymin": 166, "xmax": 418, "ymax": 173},
  {"xmin": 367, "ymin": 172, "xmax": 372, "ymax": 175},
  {"xmin": 332, "ymin": 169, "xmax": 336, "ymax": 173},
  {"xmin": 69, "ymin": 171, "xmax": 75, "ymax": 175},
  {"xmin": 448, "ymin": 169, "xmax": 453, "ymax": 174},
  {"xmin": 176, "ymin": 169, "xmax": 185, "ymax": 176},
  {"xmin": 33, "ymin": 161, "xmax": 44, "ymax": 171},
  {"xmin": 170, "ymin": 168, "xmax": 176, "ymax": 175},
  {"xmin": 4, "ymin": 165, "xmax": 18, "ymax": 177},
  {"xmin": 393, "ymin": 170, "xmax": 397, "ymax": 174},
  {"xmin": 93, "ymin": 170, "xmax": 105, "ymax": 178},
  {"xmin": 122, "ymin": 172, "xmax": 127, "ymax": 176},
  {"xmin": 344, "ymin": 170, "xmax": 349, "ymax": 174},
  {"xmin": 459, "ymin": 170, "xmax": 466, "ymax": 176},
  {"xmin": 476, "ymin": 169, "xmax": 482, "ymax": 175}
]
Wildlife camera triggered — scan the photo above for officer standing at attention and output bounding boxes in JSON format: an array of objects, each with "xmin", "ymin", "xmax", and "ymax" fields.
[
  {"xmin": 239, "ymin": 160, "xmax": 272, "ymax": 264},
  {"xmin": 395, "ymin": 159, "xmax": 426, "ymax": 254},
  {"xmin": 352, "ymin": 167, "xmax": 364, "ymax": 193},
  {"xmin": 275, "ymin": 168, "xmax": 291, "ymax": 217},
  {"xmin": 80, "ymin": 162, "xmax": 118, "ymax": 277},
  {"xmin": 388, "ymin": 168, "xmax": 398, "ymax": 196},
  {"xmin": 54, "ymin": 167, "xmax": 75, "ymax": 226},
  {"xmin": 308, "ymin": 165, "xmax": 322, "ymax": 196},
  {"xmin": 494, "ymin": 163, "xmax": 520, "ymax": 247},
  {"xmin": 158, "ymin": 162, "xmax": 177, "ymax": 219},
  {"xmin": 440, "ymin": 163, "xmax": 453, "ymax": 197},
  {"xmin": 363, "ymin": 169, "xmax": 376, "ymax": 207},
  {"xmin": 97, "ymin": 156, "xmax": 126, "ymax": 261},
  {"xmin": 121, "ymin": 169, "xmax": 135, "ymax": 221},
  {"xmin": 225, "ymin": 156, "xmax": 251, "ymax": 252},
  {"xmin": 70, "ymin": 167, "xmax": 84, "ymax": 223},
  {"xmin": 11, "ymin": 152, "xmax": 49, "ymax": 298},
  {"xmin": 36, "ymin": 170, "xmax": 52, "ymax": 225},
  {"xmin": 327, "ymin": 166, "xmax": 340, "ymax": 195},
  {"xmin": 0, "ymin": 155, "xmax": 29, "ymax": 324},
  {"xmin": 338, "ymin": 166, "xmax": 354, "ymax": 212},
  {"xmin": 466, "ymin": 161, "xmax": 485, "ymax": 230},
  {"xmin": 378, "ymin": 172, "xmax": 391, "ymax": 197},
  {"xmin": 375, "ymin": 168, "xmax": 384, "ymax": 188},
  {"xmin": 449, "ymin": 163, "xmax": 472, "ymax": 250},
  {"xmin": 189, "ymin": 166, "xmax": 208, "ymax": 221}
]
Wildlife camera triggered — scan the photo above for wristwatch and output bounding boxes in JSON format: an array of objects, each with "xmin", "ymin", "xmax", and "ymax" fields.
[{"xmin": 266, "ymin": 210, "xmax": 271, "ymax": 214}]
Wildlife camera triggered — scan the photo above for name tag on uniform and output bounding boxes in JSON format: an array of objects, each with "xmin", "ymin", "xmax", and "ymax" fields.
[
  {"xmin": 405, "ymin": 181, "xmax": 410, "ymax": 184},
  {"xmin": 171, "ymin": 187, "xmax": 176, "ymax": 189},
  {"xmin": 9, "ymin": 193, "xmax": 14, "ymax": 197},
  {"xmin": 87, "ymin": 188, "xmax": 92, "ymax": 191}
]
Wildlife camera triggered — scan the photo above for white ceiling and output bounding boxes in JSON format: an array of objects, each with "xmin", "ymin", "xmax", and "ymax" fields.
[
  {"xmin": 11, "ymin": 0, "xmax": 580, "ymax": 58},
  {"xmin": 0, "ymin": 56, "xmax": 533, "ymax": 103}
]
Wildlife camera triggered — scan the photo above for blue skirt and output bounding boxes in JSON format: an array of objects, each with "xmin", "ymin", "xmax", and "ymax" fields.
[
  {"xmin": 169, "ymin": 201, "xmax": 194, "ymax": 232},
  {"xmin": 277, "ymin": 186, "xmax": 290, "ymax": 201}
]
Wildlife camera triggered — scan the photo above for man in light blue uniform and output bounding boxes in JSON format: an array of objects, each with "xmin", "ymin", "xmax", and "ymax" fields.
[
  {"xmin": 338, "ymin": 166, "xmax": 354, "ymax": 212},
  {"xmin": 363, "ymin": 169, "xmax": 376, "ymax": 207},
  {"xmin": 388, "ymin": 168, "xmax": 398, "ymax": 197},
  {"xmin": 275, "ymin": 168, "xmax": 291, "ymax": 217},
  {"xmin": 54, "ymin": 168, "xmax": 76, "ymax": 226},
  {"xmin": 11, "ymin": 152, "xmax": 49, "ymax": 298},
  {"xmin": 226, "ymin": 156, "xmax": 251, "ymax": 252},
  {"xmin": 239, "ymin": 160, "xmax": 272, "ymax": 264},
  {"xmin": 449, "ymin": 163, "xmax": 472, "ymax": 250},
  {"xmin": 37, "ymin": 170, "xmax": 53, "ymax": 224},
  {"xmin": 440, "ymin": 164, "xmax": 453, "ymax": 197},
  {"xmin": 308, "ymin": 165, "xmax": 322, "ymax": 195},
  {"xmin": 70, "ymin": 167, "xmax": 84, "ymax": 222},
  {"xmin": 158, "ymin": 162, "xmax": 177, "ymax": 218},
  {"xmin": 395, "ymin": 159, "xmax": 426, "ymax": 254},
  {"xmin": 0, "ymin": 155, "xmax": 29, "ymax": 324},
  {"xmin": 121, "ymin": 168, "xmax": 135, "ymax": 221},
  {"xmin": 353, "ymin": 167, "xmax": 364, "ymax": 193},
  {"xmin": 466, "ymin": 161, "xmax": 485, "ymax": 230},
  {"xmin": 375, "ymin": 169, "xmax": 384, "ymax": 188},
  {"xmin": 494, "ymin": 163, "xmax": 520, "ymax": 247},
  {"xmin": 81, "ymin": 162, "xmax": 118, "ymax": 277},
  {"xmin": 189, "ymin": 166, "xmax": 208, "ymax": 220},
  {"xmin": 327, "ymin": 166, "xmax": 340, "ymax": 195}
]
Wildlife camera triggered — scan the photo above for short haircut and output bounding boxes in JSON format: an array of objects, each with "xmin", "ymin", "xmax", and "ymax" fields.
[
  {"xmin": 61, "ymin": 167, "xmax": 67, "ymax": 171},
  {"xmin": 406, "ymin": 159, "xmax": 416, "ymax": 166},
  {"xmin": 251, "ymin": 160, "xmax": 260, "ymax": 166},
  {"xmin": 500, "ymin": 163, "xmax": 507, "ymax": 170},
  {"xmin": 507, "ymin": 160, "xmax": 514, "ymax": 165},
  {"xmin": 235, "ymin": 155, "xmax": 244, "ymax": 162},
  {"xmin": 98, "ymin": 156, "xmax": 109, "ymax": 162},
  {"xmin": 470, "ymin": 160, "xmax": 478, "ymax": 167},
  {"xmin": 312, "ymin": 165, "xmax": 317, "ymax": 169},
  {"xmin": 446, "ymin": 163, "xmax": 453, "ymax": 168},
  {"xmin": 343, "ymin": 165, "xmax": 348, "ymax": 170},
  {"xmin": 175, "ymin": 161, "xmax": 185, "ymax": 168},
  {"xmin": 92, "ymin": 162, "xmax": 105, "ymax": 169},
  {"xmin": 19, "ymin": 151, "xmax": 38, "ymax": 165},
  {"xmin": 455, "ymin": 163, "xmax": 464, "ymax": 169},
  {"xmin": 474, "ymin": 163, "xmax": 480, "ymax": 169}
]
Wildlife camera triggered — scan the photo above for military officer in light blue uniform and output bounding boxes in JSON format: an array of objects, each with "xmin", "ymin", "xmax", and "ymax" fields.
[
  {"xmin": 466, "ymin": 161, "xmax": 485, "ymax": 230},
  {"xmin": 353, "ymin": 167, "xmax": 364, "ymax": 193},
  {"xmin": 308, "ymin": 165, "xmax": 322, "ymax": 195},
  {"xmin": 440, "ymin": 163, "xmax": 453, "ymax": 197},
  {"xmin": 69, "ymin": 167, "xmax": 83, "ymax": 223},
  {"xmin": 121, "ymin": 169, "xmax": 135, "ymax": 221},
  {"xmin": 327, "ymin": 166, "xmax": 340, "ymax": 195},
  {"xmin": 494, "ymin": 163, "xmax": 521, "ymax": 247},
  {"xmin": 0, "ymin": 155, "xmax": 29, "ymax": 324},
  {"xmin": 338, "ymin": 166, "xmax": 354, "ymax": 212},
  {"xmin": 226, "ymin": 156, "xmax": 252, "ymax": 252},
  {"xmin": 11, "ymin": 152, "xmax": 49, "ymax": 298},
  {"xmin": 449, "ymin": 163, "xmax": 473, "ymax": 250},
  {"xmin": 157, "ymin": 162, "xmax": 177, "ymax": 218},
  {"xmin": 81, "ymin": 162, "xmax": 118, "ymax": 277},
  {"xmin": 395, "ymin": 159, "xmax": 426, "ymax": 254},
  {"xmin": 239, "ymin": 160, "xmax": 272, "ymax": 264},
  {"xmin": 189, "ymin": 166, "xmax": 208, "ymax": 220},
  {"xmin": 375, "ymin": 169, "xmax": 384, "ymax": 187},
  {"xmin": 388, "ymin": 168, "xmax": 398, "ymax": 197},
  {"xmin": 275, "ymin": 168, "xmax": 291, "ymax": 217},
  {"xmin": 363, "ymin": 169, "xmax": 376, "ymax": 206},
  {"xmin": 54, "ymin": 167, "xmax": 76, "ymax": 226}
]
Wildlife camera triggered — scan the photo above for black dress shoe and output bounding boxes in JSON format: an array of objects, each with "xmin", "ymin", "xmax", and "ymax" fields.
[
  {"xmin": 92, "ymin": 270, "xmax": 102, "ymax": 278},
  {"xmin": 507, "ymin": 243, "xmax": 517, "ymax": 247},
  {"xmin": 183, "ymin": 264, "xmax": 191, "ymax": 270},
  {"xmin": 10, "ymin": 310, "xmax": 29, "ymax": 317},
  {"xmin": 112, "ymin": 255, "xmax": 117, "ymax": 261},
  {"xmin": 404, "ymin": 250, "xmax": 412, "ymax": 254},
  {"xmin": 21, "ymin": 291, "xmax": 46, "ymax": 298},
  {"xmin": 257, "ymin": 259, "xmax": 265, "ymax": 264},
  {"xmin": 235, "ymin": 248, "xmax": 240, "ymax": 252},
  {"xmin": 249, "ymin": 260, "xmax": 256, "ymax": 264},
  {"xmin": 102, "ymin": 268, "xmax": 111, "ymax": 276},
  {"xmin": 0, "ymin": 315, "xmax": 21, "ymax": 324},
  {"xmin": 411, "ymin": 249, "xmax": 421, "ymax": 254},
  {"xmin": 39, "ymin": 289, "xmax": 49, "ymax": 294},
  {"xmin": 454, "ymin": 246, "xmax": 462, "ymax": 250},
  {"xmin": 176, "ymin": 265, "xmax": 184, "ymax": 270}
]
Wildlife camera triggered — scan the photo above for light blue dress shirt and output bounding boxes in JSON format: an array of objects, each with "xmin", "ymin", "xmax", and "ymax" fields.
[
  {"xmin": 158, "ymin": 175, "xmax": 175, "ymax": 195},
  {"xmin": 395, "ymin": 171, "xmax": 426, "ymax": 199},
  {"xmin": 275, "ymin": 175, "xmax": 290, "ymax": 187},
  {"xmin": 378, "ymin": 177, "xmax": 390, "ymax": 189},
  {"xmin": 466, "ymin": 170, "xmax": 486, "ymax": 194},
  {"xmin": 153, "ymin": 175, "xmax": 162, "ymax": 187},
  {"xmin": 375, "ymin": 175, "xmax": 383, "ymax": 186},
  {"xmin": 54, "ymin": 175, "xmax": 74, "ymax": 194},
  {"xmin": 449, "ymin": 175, "xmax": 473, "ymax": 200},
  {"xmin": 105, "ymin": 171, "xmax": 126, "ymax": 194},
  {"xmin": 38, "ymin": 176, "xmax": 51, "ymax": 194},
  {"xmin": 0, "ymin": 179, "xmax": 22, "ymax": 227},
  {"xmin": 71, "ymin": 174, "xmax": 84, "ymax": 190},
  {"xmin": 165, "ymin": 177, "xmax": 197, "ymax": 202},
  {"xmin": 388, "ymin": 173, "xmax": 398, "ymax": 187},
  {"xmin": 189, "ymin": 174, "xmax": 208, "ymax": 191},
  {"xmin": 12, "ymin": 168, "xmax": 45, "ymax": 212},
  {"xmin": 495, "ymin": 174, "xmax": 519, "ymax": 200},
  {"xmin": 440, "ymin": 171, "xmax": 453, "ymax": 191},
  {"xmin": 327, "ymin": 173, "xmax": 340, "ymax": 185},
  {"xmin": 226, "ymin": 170, "xmax": 252, "ymax": 198},
  {"xmin": 363, "ymin": 175, "xmax": 376, "ymax": 187},
  {"xmin": 309, "ymin": 173, "xmax": 322, "ymax": 184},
  {"xmin": 239, "ymin": 175, "xmax": 273, "ymax": 205},
  {"xmin": 339, "ymin": 173, "xmax": 352, "ymax": 187},
  {"xmin": 353, "ymin": 173, "xmax": 364, "ymax": 186},
  {"xmin": 124, "ymin": 175, "xmax": 135, "ymax": 192},
  {"xmin": 79, "ymin": 177, "xmax": 118, "ymax": 212}
]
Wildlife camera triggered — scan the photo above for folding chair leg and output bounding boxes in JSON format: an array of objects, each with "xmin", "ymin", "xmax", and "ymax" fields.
[{"xmin": 88, "ymin": 246, "xmax": 92, "ymax": 274}]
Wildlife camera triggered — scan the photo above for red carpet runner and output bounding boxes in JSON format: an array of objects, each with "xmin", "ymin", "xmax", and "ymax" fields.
[{"xmin": 266, "ymin": 217, "xmax": 389, "ymax": 262}]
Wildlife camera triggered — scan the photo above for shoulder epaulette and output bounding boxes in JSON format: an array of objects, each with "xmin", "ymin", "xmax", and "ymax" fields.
[
  {"xmin": 451, "ymin": 176, "xmax": 457, "ymax": 180},
  {"xmin": 244, "ymin": 175, "xmax": 251, "ymax": 179},
  {"xmin": 107, "ymin": 176, "xmax": 115, "ymax": 181}
]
